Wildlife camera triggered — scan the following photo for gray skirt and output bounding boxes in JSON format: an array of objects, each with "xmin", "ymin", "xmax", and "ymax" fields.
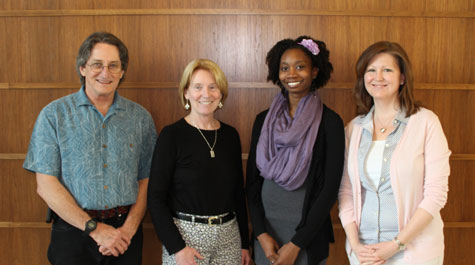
[{"xmin": 253, "ymin": 178, "xmax": 309, "ymax": 265}]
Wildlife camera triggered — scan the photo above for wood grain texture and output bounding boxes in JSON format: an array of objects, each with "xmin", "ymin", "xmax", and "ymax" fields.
[
  {"xmin": 2, "ymin": 81, "xmax": 475, "ymax": 90},
  {"xmin": 4, "ymin": 158, "xmax": 473, "ymax": 223},
  {"xmin": 1, "ymin": 225, "xmax": 472, "ymax": 265},
  {"xmin": 1, "ymin": 0, "xmax": 473, "ymax": 264},
  {"xmin": 1, "ymin": 88, "xmax": 472, "ymax": 154},
  {"xmin": 0, "ymin": 16, "xmax": 473, "ymax": 84},
  {"xmin": 0, "ymin": 228, "xmax": 51, "ymax": 265},
  {"xmin": 0, "ymin": 9, "xmax": 474, "ymax": 18},
  {"xmin": 0, "ymin": 0, "xmax": 474, "ymax": 12}
]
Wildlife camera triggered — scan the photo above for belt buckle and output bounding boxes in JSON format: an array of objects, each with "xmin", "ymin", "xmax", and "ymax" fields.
[{"xmin": 208, "ymin": 216, "xmax": 220, "ymax": 226}]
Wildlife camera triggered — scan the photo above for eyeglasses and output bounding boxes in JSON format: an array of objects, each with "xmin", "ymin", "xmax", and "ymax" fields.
[{"xmin": 86, "ymin": 62, "xmax": 122, "ymax": 74}]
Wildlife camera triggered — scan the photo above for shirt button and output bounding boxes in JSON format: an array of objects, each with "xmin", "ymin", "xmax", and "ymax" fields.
[
  {"xmin": 102, "ymin": 144, "xmax": 107, "ymax": 148},
  {"xmin": 393, "ymin": 120, "xmax": 397, "ymax": 124},
  {"xmin": 103, "ymin": 164, "xmax": 108, "ymax": 168},
  {"xmin": 381, "ymin": 178, "xmax": 385, "ymax": 181},
  {"xmin": 104, "ymin": 185, "xmax": 108, "ymax": 190},
  {"xmin": 384, "ymin": 158, "xmax": 387, "ymax": 162},
  {"xmin": 102, "ymin": 124, "xmax": 106, "ymax": 128},
  {"xmin": 385, "ymin": 144, "xmax": 389, "ymax": 147}
]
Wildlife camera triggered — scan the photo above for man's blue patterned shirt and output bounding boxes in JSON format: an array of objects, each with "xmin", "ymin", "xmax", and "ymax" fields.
[{"xmin": 23, "ymin": 87, "xmax": 157, "ymax": 210}]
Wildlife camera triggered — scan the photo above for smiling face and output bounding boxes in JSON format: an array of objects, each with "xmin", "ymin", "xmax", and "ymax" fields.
[
  {"xmin": 278, "ymin": 48, "xmax": 318, "ymax": 97},
  {"xmin": 364, "ymin": 53, "xmax": 405, "ymax": 104},
  {"xmin": 79, "ymin": 43, "xmax": 124, "ymax": 101},
  {"xmin": 185, "ymin": 69, "xmax": 222, "ymax": 118}
]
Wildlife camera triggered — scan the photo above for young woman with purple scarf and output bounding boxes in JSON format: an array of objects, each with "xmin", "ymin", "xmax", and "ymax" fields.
[{"xmin": 246, "ymin": 36, "xmax": 345, "ymax": 265}]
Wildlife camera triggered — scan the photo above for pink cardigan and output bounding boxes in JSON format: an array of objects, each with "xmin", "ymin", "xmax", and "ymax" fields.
[{"xmin": 338, "ymin": 108, "xmax": 450, "ymax": 264}]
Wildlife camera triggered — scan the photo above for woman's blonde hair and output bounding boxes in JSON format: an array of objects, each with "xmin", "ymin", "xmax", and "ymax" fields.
[{"xmin": 178, "ymin": 59, "xmax": 229, "ymax": 108}]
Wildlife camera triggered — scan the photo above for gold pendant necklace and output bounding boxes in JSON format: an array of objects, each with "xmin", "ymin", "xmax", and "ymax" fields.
[
  {"xmin": 192, "ymin": 122, "xmax": 217, "ymax": 158},
  {"xmin": 374, "ymin": 112, "xmax": 397, "ymax": 134}
]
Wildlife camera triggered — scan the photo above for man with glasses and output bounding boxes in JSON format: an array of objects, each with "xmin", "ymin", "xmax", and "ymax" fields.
[{"xmin": 23, "ymin": 32, "xmax": 157, "ymax": 265}]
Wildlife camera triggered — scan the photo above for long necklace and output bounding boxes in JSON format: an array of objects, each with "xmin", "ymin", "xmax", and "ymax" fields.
[
  {"xmin": 192, "ymin": 122, "xmax": 217, "ymax": 158},
  {"xmin": 374, "ymin": 112, "xmax": 396, "ymax": 134}
]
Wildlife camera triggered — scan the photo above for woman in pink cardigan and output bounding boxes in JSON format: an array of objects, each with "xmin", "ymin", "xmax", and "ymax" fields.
[{"xmin": 338, "ymin": 41, "xmax": 450, "ymax": 265}]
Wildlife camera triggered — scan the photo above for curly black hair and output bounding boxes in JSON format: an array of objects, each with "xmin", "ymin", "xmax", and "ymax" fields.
[{"xmin": 266, "ymin": 35, "xmax": 333, "ymax": 94}]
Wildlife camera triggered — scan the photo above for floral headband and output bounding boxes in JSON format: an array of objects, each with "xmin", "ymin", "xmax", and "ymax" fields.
[{"xmin": 298, "ymin": 39, "xmax": 320, "ymax": 56}]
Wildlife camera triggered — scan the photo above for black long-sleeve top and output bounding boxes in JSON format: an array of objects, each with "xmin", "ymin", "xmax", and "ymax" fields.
[
  {"xmin": 148, "ymin": 118, "xmax": 249, "ymax": 254},
  {"xmin": 246, "ymin": 105, "xmax": 345, "ymax": 264}
]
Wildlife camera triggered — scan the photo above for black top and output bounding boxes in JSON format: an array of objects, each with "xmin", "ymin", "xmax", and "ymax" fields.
[
  {"xmin": 148, "ymin": 118, "xmax": 249, "ymax": 254},
  {"xmin": 246, "ymin": 105, "xmax": 345, "ymax": 264}
]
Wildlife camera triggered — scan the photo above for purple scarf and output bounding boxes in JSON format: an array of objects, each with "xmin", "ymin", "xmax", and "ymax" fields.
[{"xmin": 256, "ymin": 92, "xmax": 323, "ymax": 191}]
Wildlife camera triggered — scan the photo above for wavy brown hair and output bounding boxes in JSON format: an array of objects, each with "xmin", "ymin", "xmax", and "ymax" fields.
[
  {"xmin": 354, "ymin": 41, "xmax": 419, "ymax": 117},
  {"xmin": 76, "ymin": 32, "xmax": 129, "ymax": 86}
]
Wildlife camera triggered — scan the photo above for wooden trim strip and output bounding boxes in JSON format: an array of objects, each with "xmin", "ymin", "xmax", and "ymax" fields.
[
  {"xmin": 1, "ymin": 82, "xmax": 474, "ymax": 91},
  {"xmin": 2, "ymin": 153, "xmax": 474, "ymax": 161},
  {"xmin": 0, "ymin": 153, "xmax": 26, "ymax": 160},
  {"xmin": 330, "ymin": 222, "xmax": 475, "ymax": 229},
  {"xmin": 2, "ymin": 221, "xmax": 475, "ymax": 229},
  {"xmin": 417, "ymin": 83, "xmax": 475, "ymax": 90},
  {"xmin": 0, "ymin": 222, "xmax": 51, "ymax": 228},
  {"xmin": 451, "ymin": 154, "xmax": 475, "ymax": 161},
  {"xmin": 0, "ymin": 9, "xmax": 473, "ymax": 18}
]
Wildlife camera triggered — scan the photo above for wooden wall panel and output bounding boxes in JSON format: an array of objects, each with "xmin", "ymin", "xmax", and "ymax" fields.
[
  {"xmin": 0, "ymin": 0, "xmax": 474, "ymax": 12},
  {"xmin": 0, "ymin": 89, "xmax": 75, "ymax": 153},
  {"xmin": 4, "ymin": 159, "xmax": 472, "ymax": 224},
  {"xmin": 0, "ymin": 16, "xmax": 473, "ymax": 84},
  {"xmin": 143, "ymin": 226, "xmax": 162, "ymax": 265},
  {"xmin": 327, "ymin": 227, "xmax": 349, "ymax": 265},
  {"xmin": 442, "ymin": 161, "xmax": 475, "ymax": 222},
  {"xmin": 1, "ymin": 1, "xmax": 474, "ymax": 264},
  {"xmin": 413, "ymin": 90, "xmax": 475, "ymax": 154},
  {"xmin": 0, "ymin": 160, "xmax": 45, "ymax": 222},
  {"xmin": 0, "ymin": 228, "xmax": 50, "ymax": 265},
  {"xmin": 2, "ymin": 226, "xmax": 473, "ymax": 265},
  {"xmin": 444, "ymin": 228, "xmax": 475, "ymax": 264},
  {"xmin": 2, "ymin": 87, "xmax": 472, "ymax": 155}
]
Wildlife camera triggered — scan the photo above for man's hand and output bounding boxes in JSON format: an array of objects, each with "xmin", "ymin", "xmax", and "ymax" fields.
[{"xmin": 90, "ymin": 222, "xmax": 131, "ymax": 257}]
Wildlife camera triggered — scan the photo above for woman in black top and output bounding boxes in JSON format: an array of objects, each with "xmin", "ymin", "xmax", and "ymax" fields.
[
  {"xmin": 246, "ymin": 36, "xmax": 345, "ymax": 265},
  {"xmin": 148, "ymin": 59, "xmax": 250, "ymax": 265}
]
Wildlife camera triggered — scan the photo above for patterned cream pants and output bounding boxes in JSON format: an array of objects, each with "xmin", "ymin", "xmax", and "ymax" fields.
[{"xmin": 162, "ymin": 216, "xmax": 242, "ymax": 265}]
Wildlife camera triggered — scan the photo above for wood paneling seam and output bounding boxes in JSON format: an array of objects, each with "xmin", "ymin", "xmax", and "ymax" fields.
[
  {"xmin": 1, "ymin": 82, "xmax": 474, "ymax": 90},
  {"xmin": 0, "ymin": 9, "xmax": 473, "ymax": 18},
  {"xmin": 1, "ymin": 153, "xmax": 474, "ymax": 160},
  {"xmin": 1, "ymin": 222, "xmax": 474, "ymax": 228}
]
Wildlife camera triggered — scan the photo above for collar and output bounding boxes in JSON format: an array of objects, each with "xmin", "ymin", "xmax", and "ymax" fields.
[
  {"xmin": 74, "ymin": 86, "xmax": 125, "ymax": 111},
  {"xmin": 357, "ymin": 106, "xmax": 409, "ymax": 133}
]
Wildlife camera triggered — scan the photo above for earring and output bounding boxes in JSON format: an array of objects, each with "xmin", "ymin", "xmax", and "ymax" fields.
[
  {"xmin": 184, "ymin": 99, "xmax": 190, "ymax": 110},
  {"xmin": 218, "ymin": 101, "xmax": 223, "ymax": 109}
]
